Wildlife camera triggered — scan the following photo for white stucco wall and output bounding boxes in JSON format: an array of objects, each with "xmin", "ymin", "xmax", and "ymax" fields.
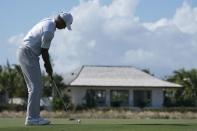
[
  {"xmin": 70, "ymin": 87, "xmax": 86, "ymax": 105},
  {"xmin": 106, "ymin": 89, "xmax": 110, "ymax": 107},
  {"xmin": 129, "ymin": 89, "xmax": 133, "ymax": 106},
  {"xmin": 70, "ymin": 87, "xmax": 110, "ymax": 106},
  {"xmin": 152, "ymin": 88, "xmax": 164, "ymax": 108}
]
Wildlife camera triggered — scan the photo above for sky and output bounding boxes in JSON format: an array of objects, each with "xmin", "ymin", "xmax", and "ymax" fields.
[{"xmin": 1, "ymin": 0, "xmax": 197, "ymax": 78}]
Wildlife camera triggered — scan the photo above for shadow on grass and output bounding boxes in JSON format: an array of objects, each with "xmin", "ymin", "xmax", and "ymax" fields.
[
  {"xmin": 122, "ymin": 124, "xmax": 191, "ymax": 126},
  {"xmin": 51, "ymin": 123, "xmax": 191, "ymax": 127}
]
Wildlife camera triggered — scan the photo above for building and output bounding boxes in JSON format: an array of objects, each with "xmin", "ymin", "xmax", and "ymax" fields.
[{"xmin": 66, "ymin": 65, "xmax": 181, "ymax": 108}]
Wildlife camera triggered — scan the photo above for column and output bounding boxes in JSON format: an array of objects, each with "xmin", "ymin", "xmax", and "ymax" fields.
[{"xmin": 106, "ymin": 89, "xmax": 110, "ymax": 107}]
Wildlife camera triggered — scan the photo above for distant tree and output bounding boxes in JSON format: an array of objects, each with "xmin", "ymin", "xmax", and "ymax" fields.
[
  {"xmin": 11, "ymin": 64, "xmax": 27, "ymax": 98},
  {"xmin": 165, "ymin": 68, "xmax": 197, "ymax": 106},
  {"xmin": 0, "ymin": 62, "xmax": 11, "ymax": 98},
  {"xmin": 0, "ymin": 62, "xmax": 27, "ymax": 99},
  {"xmin": 0, "ymin": 60, "xmax": 69, "ymax": 110},
  {"xmin": 48, "ymin": 74, "xmax": 70, "ymax": 110},
  {"xmin": 142, "ymin": 69, "xmax": 154, "ymax": 76}
]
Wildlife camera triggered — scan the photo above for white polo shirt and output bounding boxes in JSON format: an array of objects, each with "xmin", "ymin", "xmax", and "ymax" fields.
[{"xmin": 23, "ymin": 18, "xmax": 56, "ymax": 56}]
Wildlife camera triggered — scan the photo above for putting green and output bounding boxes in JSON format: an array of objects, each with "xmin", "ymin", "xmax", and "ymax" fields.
[{"xmin": 0, "ymin": 118, "xmax": 197, "ymax": 131}]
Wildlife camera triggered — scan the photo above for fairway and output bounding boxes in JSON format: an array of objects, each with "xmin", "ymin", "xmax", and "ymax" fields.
[{"xmin": 0, "ymin": 118, "xmax": 197, "ymax": 131}]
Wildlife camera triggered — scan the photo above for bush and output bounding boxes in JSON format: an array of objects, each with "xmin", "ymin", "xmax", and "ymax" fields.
[
  {"xmin": 52, "ymin": 95, "xmax": 70, "ymax": 110},
  {"xmin": 0, "ymin": 104, "xmax": 26, "ymax": 112}
]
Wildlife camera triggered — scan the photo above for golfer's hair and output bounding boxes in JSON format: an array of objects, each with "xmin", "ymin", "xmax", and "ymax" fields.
[{"xmin": 55, "ymin": 15, "xmax": 61, "ymax": 21}]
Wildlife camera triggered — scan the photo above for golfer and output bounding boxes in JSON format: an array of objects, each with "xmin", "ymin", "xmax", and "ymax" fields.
[{"xmin": 17, "ymin": 12, "xmax": 73, "ymax": 126}]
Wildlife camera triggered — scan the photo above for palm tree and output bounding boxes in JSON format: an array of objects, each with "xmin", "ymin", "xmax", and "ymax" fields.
[
  {"xmin": 11, "ymin": 64, "xmax": 27, "ymax": 98},
  {"xmin": 166, "ymin": 68, "xmax": 197, "ymax": 106},
  {"xmin": 0, "ymin": 61, "xmax": 27, "ymax": 105},
  {"xmin": 0, "ymin": 64, "xmax": 10, "ymax": 105}
]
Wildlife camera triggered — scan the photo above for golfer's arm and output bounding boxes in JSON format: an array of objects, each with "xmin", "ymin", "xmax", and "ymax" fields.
[
  {"xmin": 41, "ymin": 31, "xmax": 53, "ymax": 65},
  {"xmin": 41, "ymin": 48, "xmax": 51, "ymax": 66}
]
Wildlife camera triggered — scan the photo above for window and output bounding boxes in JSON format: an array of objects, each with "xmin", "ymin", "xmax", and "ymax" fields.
[
  {"xmin": 133, "ymin": 90, "xmax": 152, "ymax": 107},
  {"xmin": 85, "ymin": 89, "xmax": 106, "ymax": 107},
  {"xmin": 94, "ymin": 90, "xmax": 106, "ymax": 106},
  {"xmin": 110, "ymin": 90, "xmax": 129, "ymax": 107}
]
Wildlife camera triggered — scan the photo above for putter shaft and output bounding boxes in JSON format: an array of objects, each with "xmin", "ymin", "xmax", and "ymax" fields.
[{"xmin": 50, "ymin": 76, "xmax": 68, "ymax": 110}]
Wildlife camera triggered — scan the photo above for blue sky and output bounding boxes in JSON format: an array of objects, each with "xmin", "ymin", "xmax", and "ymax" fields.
[{"xmin": 0, "ymin": 0, "xmax": 197, "ymax": 77}]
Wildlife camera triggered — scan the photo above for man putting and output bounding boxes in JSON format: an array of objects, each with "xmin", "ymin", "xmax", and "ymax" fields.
[{"xmin": 17, "ymin": 12, "xmax": 73, "ymax": 126}]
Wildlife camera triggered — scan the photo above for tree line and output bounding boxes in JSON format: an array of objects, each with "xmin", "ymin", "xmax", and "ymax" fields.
[
  {"xmin": 0, "ymin": 61, "xmax": 68, "ymax": 110},
  {"xmin": 0, "ymin": 62, "xmax": 197, "ymax": 109},
  {"xmin": 143, "ymin": 68, "xmax": 197, "ymax": 107},
  {"xmin": 165, "ymin": 68, "xmax": 197, "ymax": 106}
]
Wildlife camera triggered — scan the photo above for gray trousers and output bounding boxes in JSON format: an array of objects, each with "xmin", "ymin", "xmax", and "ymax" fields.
[{"xmin": 17, "ymin": 46, "xmax": 43, "ymax": 120}]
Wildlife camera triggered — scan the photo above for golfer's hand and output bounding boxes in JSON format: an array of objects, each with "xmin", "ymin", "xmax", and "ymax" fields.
[{"xmin": 44, "ymin": 63, "xmax": 53, "ymax": 76}]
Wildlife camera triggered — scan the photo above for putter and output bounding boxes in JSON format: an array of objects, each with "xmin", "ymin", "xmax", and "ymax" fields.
[
  {"xmin": 50, "ymin": 75, "xmax": 69, "ymax": 111},
  {"xmin": 50, "ymin": 75, "xmax": 81, "ymax": 123}
]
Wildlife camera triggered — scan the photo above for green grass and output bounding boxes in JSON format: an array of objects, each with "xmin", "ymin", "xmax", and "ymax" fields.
[{"xmin": 0, "ymin": 118, "xmax": 197, "ymax": 131}]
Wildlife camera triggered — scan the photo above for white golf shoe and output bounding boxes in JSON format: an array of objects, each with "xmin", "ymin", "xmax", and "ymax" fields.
[{"xmin": 25, "ymin": 117, "xmax": 50, "ymax": 126}]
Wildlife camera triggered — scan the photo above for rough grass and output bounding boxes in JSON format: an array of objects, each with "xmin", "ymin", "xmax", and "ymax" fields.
[
  {"xmin": 1, "ymin": 109, "xmax": 197, "ymax": 119},
  {"xmin": 0, "ymin": 118, "xmax": 197, "ymax": 131}
]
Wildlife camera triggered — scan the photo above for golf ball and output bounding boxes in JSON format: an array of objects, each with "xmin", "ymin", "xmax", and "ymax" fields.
[{"xmin": 77, "ymin": 119, "xmax": 81, "ymax": 124}]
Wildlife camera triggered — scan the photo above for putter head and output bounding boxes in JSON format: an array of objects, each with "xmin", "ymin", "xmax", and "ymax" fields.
[
  {"xmin": 63, "ymin": 108, "xmax": 67, "ymax": 112},
  {"xmin": 63, "ymin": 103, "xmax": 70, "ymax": 111}
]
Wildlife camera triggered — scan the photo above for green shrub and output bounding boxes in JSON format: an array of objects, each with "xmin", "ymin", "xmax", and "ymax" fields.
[{"xmin": 0, "ymin": 104, "xmax": 26, "ymax": 112}]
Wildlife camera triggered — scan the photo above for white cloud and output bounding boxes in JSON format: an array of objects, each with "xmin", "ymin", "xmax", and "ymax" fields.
[
  {"xmin": 103, "ymin": 0, "xmax": 138, "ymax": 18},
  {"xmin": 8, "ymin": 0, "xmax": 197, "ymax": 78},
  {"xmin": 143, "ymin": 18, "xmax": 172, "ymax": 31},
  {"xmin": 173, "ymin": 2, "xmax": 197, "ymax": 34},
  {"xmin": 124, "ymin": 49, "xmax": 155, "ymax": 64},
  {"xmin": 143, "ymin": 2, "xmax": 197, "ymax": 34},
  {"xmin": 50, "ymin": 0, "xmax": 143, "ymax": 72},
  {"xmin": 8, "ymin": 33, "xmax": 24, "ymax": 45}
]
